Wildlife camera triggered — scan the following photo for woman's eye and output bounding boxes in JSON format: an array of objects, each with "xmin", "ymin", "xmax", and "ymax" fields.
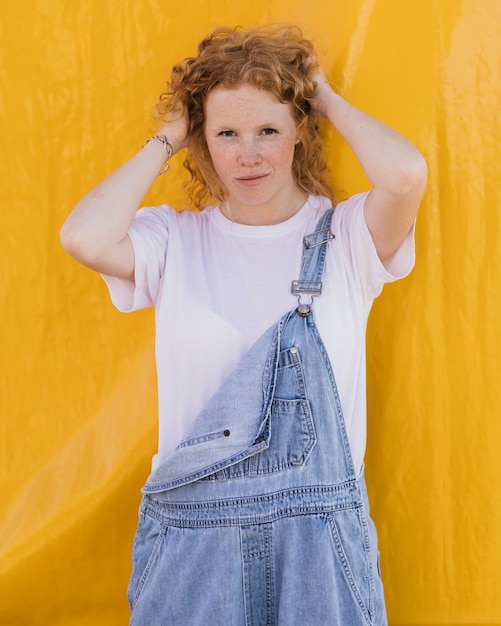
[
  {"xmin": 218, "ymin": 130, "xmax": 235, "ymax": 137},
  {"xmin": 261, "ymin": 128, "xmax": 278, "ymax": 135}
]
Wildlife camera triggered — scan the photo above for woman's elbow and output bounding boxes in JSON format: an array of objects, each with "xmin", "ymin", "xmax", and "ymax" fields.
[
  {"xmin": 397, "ymin": 151, "xmax": 428, "ymax": 198},
  {"xmin": 60, "ymin": 220, "xmax": 77, "ymax": 255},
  {"xmin": 60, "ymin": 219, "xmax": 96, "ymax": 265}
]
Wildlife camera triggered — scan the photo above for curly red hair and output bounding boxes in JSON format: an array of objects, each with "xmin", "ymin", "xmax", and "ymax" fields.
[{"xmin": 155, "ymin": 24, "xmax": 333, "ymax": 209}]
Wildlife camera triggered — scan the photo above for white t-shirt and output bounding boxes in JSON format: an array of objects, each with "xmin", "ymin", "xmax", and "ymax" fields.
[{"xmin": 103, "ymin": 193, "xmax": 415, "ymax": 475}]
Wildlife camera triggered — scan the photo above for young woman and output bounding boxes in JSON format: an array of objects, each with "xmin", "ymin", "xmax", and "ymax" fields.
[{"xmin": 61, "ymin": 24, "xmax": 426, "ymax": 626}]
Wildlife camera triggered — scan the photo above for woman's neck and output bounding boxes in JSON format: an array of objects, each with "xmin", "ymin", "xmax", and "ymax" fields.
[{"xmin": 220, "ymin": 187, "xmax": 308, "ymax": 226}]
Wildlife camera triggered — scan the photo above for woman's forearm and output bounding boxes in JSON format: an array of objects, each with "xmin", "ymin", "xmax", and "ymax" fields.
[
  {"xmin": 315, "ymin": 83, "xmax": 427, "ymax": 196},
  {"xmin": 311, "ymin": 71, "xmax": 427, "ymax": 261},
  {"xmin": 60, "ymin": 115, "xmax": 188, "ymax": 275},
  {"xmin": 61, "ymin": 141, "xmax": 166, "ymax": 260}
]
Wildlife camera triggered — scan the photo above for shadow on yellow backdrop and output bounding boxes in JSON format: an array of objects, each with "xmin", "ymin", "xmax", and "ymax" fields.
[{"xmin": 1, "ymin": 1, "xmax": 500, "ymax": 624}]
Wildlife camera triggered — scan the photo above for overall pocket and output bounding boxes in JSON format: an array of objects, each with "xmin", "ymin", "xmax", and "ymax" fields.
[
  {"xmin": 250, "ymin": 397, "xmax": 316, "ymax": 474},
  {"xmin": 326, "ymin": 507, "xmax": 375, "ymax": 625},
  {"xmin": 222, "ymin": 345, "xmax": 317, "ymax": 478},
  {"xmin": 128, "ymin": 511, "xmax": 166, "ymax": 611}
]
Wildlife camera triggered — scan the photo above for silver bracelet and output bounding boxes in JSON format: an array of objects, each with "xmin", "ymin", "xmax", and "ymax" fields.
[{"xmin": 142, "ymin": 134, "xmax": 173, "ymax": 175}]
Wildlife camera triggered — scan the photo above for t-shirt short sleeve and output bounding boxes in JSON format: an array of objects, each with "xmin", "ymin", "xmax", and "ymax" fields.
[
  {"xmin": 101, "ymin": 206, "xmax": 171, "ymax": 312},
  {"xmin": 332, "ymin": 192, "xmax": 416, "ymax": 302}
]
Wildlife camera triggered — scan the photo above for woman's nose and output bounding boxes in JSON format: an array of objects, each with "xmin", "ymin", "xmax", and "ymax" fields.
[{"xmin": 237, "ymin": 139, "xmax": 262, "ymax": 166}]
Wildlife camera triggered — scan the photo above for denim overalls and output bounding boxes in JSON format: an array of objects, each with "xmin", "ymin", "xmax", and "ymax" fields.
[{"xmin": 128, "ymin": 210, "xmax": 387, "ymax": 626}]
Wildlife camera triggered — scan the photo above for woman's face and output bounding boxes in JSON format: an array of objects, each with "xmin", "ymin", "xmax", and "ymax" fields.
[{"xmin": 204, "ymin": 82, "xmax": 305, "ymax": 224}]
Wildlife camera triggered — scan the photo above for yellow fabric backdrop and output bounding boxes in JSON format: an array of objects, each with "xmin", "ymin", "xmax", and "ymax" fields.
[{"xmin": 1, "ymin": 1, "xmax": 500, "ymax": 624}]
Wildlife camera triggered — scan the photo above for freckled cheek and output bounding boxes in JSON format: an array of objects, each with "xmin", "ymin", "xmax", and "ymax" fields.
[
  {"xmin": 272, "ymin": 142, "xmax": 297, "ymax": 172},
  {"xmin": 206, "ymin": 146, "xmax": 234, "ymax": 179}
]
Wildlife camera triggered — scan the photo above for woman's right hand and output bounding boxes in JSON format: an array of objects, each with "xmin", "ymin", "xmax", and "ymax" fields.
[{"xmin": 158, "ymin": 104, "xmax": 191, "ymax": 154}]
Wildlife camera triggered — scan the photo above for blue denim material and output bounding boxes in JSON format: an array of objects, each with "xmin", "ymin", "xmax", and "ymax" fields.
[{"xmin": 128, "ymin": 210, "xmax": 387, "ymax": 625}]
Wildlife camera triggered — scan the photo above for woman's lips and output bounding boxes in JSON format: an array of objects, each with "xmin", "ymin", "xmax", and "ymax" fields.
[{"xmin": 234, "ymin": 173, "xmax": 270, "ymax": 187}]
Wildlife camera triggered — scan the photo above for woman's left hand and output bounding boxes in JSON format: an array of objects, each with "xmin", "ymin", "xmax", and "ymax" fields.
[{"xmin": 309, "ymin": 69, "xmax": 341, "ymax": 119}]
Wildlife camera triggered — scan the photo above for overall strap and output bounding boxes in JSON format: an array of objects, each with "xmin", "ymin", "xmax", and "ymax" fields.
[{"xmin": 291, "ymin": 208, "xmax": 335, "ymax": 317}]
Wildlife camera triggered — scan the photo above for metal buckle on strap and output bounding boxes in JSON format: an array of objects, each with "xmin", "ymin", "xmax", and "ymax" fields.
[
  {"xmin": 303, "ymin": 228, "xmax": 335, "ymax": 249},
  {"xmin": 291, "ymin": 280, "xmax": 322, "ymax": 318},
  {"xmin": 291, "ymin": 280, "xmax": 323, "ymax": 297}
]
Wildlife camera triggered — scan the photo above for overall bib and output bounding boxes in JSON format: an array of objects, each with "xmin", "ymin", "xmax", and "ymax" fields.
[{"xmin": 128, "ymin": 210, "xmax": 387, "ymax": 626}]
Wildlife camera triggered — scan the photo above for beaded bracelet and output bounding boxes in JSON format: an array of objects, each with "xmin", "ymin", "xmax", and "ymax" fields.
[{"xmin": 142, "ymin": 134, "xmax": 173, "ymax": 175}]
